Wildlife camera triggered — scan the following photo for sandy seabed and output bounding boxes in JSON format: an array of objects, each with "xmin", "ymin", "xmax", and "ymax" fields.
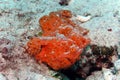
[{"xmin": 0, "ymin": 0, "xmax": 120, "ymax": 80}]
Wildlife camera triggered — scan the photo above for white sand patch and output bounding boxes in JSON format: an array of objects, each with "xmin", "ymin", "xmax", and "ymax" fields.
[{"xmin": 88, "ymin": 27, "xmax": 120, "ymax": 47}]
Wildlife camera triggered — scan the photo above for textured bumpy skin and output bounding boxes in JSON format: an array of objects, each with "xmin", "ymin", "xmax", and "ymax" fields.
[
  {"xmin": 27, "ymin": 10, "xmax": 90, "ymax": 70},
  {"xmin": 39, "ymin": 10, "xmax": 74, "ymax": 36},
  {"xmin": 35, "ymin": 38, "xmax": 82, "ymax": 70}
]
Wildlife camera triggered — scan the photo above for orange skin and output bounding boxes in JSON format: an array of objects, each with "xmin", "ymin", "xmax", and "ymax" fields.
[{"xmin": 27, "ymin": 10, "xmax": 90, "ymax": 70}]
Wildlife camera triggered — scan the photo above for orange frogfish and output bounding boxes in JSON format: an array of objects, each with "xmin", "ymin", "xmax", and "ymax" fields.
[{"xmin": 26, "ymin": 10, "xmax": 90, "ymax": 70}]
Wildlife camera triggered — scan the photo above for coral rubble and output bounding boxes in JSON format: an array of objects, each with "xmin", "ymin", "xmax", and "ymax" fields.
[{"xmin": 58, "ymin": 45, "xmax": 118, "ymax": 79}]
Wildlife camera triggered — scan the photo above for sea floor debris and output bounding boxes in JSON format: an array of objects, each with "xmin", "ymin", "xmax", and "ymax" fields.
[{"xmin": 0, "ymin": 0, "xmax": 120, "ymax": 80}]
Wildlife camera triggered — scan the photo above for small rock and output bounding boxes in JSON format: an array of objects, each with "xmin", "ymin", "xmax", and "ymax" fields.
[
  {"xmin": 102, "ymin": 68, "xmax": 117, "ymax": 80},
  {"xmin": 114, "ymin": 59, "xmax": 120, "ymax": 71},
  {"xmin": 76, "ymin": 15, "xmax": 91, "ymax": 22},
  {"xmin": 59, "ymin": 0, "xmax": 71, "ymax": 6},
  {"xmin": 0, "ymin": 74, "xmax": 6, "ymax": 80}
]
